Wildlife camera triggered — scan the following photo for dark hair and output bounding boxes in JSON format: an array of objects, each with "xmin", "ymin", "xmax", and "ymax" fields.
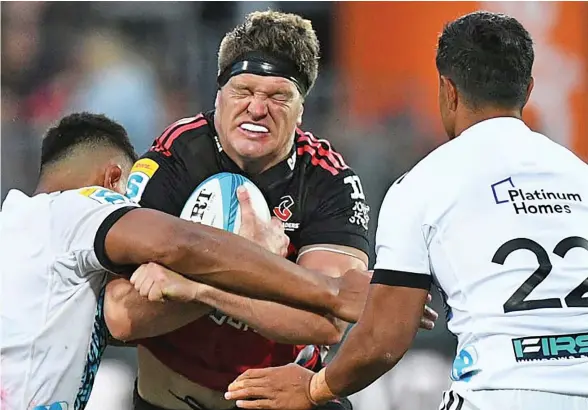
[
  {"xmin": 436, "ymin": 11, "xmax": 534, "ymax": 109},
  {"xmin": 41, "ymin": 112, "xmax": 137, "ymax": 169},
  {"xmin": 218, "ymin": 10, "xmax": 320, "ymax": 94}
]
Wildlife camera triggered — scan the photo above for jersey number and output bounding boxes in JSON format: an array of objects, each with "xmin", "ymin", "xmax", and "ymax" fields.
[
  {"xmin": 344, "ymin": 175, "xmax": 365, "ymax": 200},
  {"xmin": 492, "ymin": 236, "xmax": 588, "ymax": 313}
]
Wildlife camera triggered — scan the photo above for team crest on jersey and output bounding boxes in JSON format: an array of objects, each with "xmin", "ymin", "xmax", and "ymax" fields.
[
  {"xmin": 126, "ymin": 158, "xmax": 160, "ymax": 203},
  {"xmin": 273, "ymin": 195, "xmax": 294, "ymax": 222},
  {"xmin": 78, "ymin": 187, "xmax": 130, "ymax": 205}
]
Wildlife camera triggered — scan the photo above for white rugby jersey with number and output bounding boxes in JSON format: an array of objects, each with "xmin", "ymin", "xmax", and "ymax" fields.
[
  {"xmin": 0, "ymin": 187, "xmax": 137, "ymax": 410},
  {"xmin": 373, "ymin": 118, "xmax": 588, "ymax": 397}
]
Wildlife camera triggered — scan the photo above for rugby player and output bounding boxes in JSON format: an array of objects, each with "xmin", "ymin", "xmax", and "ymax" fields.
[
  {"xmin": 0, "ymin": 113, "xmax": 369, "ymax": 410},
  {"xmin": 105, "ymin": 9, "xmax": 438, "ymax": 410},
  {"xmin": 225, "ymin": 11, "xmax": 588, "ymax": 410}
]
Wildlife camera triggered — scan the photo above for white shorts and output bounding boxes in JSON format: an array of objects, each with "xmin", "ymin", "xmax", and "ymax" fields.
[{"xmin": 439, "ymin": 390, "xmax": 588, "ymax": 410}]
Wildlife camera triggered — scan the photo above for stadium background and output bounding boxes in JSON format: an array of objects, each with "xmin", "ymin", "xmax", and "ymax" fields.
[{"xmin": 1, "ymin": 1, "xmax": 586, "ymax": 409}]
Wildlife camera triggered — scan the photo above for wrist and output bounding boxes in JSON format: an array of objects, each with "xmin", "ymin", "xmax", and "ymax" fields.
[
  {"xmin": 308, "ymin": 368, "xmax": 336, "ymax": 405},
  {"xmin": 321, "ymin": 276, "xmax": 340, "ymax": 315}
]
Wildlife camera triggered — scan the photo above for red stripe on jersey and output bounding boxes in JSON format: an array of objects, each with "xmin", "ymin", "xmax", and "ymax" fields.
[
  {"xmin": 151, "ymin": 114, "xmax": 205, "ymax": 154},
  {"xmin": 297, "ymin": 146, "xmax": 339, "ymax": 176},
  {"xmin": 303, "ymin": 131, "xmax": 350, "ymax": 170},
  {"xmin": 164, "ymin": 119, "xmax": 207, "ymax": 151},
  {"xmin": 151, "ymin": 116, "xmax": 207, "ymax": 156},
  {"xmin": 296, "ymin": 130, "xmax": 349, "ymax": 175}
]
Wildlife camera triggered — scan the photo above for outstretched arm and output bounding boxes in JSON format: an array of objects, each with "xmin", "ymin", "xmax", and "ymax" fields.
[{"xmin": 102, "ymin": 208, "xmax": 366, "ymax": 323}]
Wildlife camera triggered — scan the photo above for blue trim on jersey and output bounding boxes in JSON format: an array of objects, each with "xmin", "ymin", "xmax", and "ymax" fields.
[{"xmin": 74, "ymin": 287, "xmax": 108, "ymax": 410}]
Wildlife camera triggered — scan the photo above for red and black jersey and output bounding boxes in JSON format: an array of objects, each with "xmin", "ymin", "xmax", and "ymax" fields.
[{"xmin": 127, "ymin": 110, "xmax": 370, "ymax": 391}]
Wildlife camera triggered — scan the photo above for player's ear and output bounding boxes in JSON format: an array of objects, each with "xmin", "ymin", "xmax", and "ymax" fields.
[
  {"xmin": 441, "ymin": 75, "xmax": 458, "ymax": 112},
  {"xmin": 524, "ymin": 77, "xmax": 534, "ymax": 107},
  {"xmin": 297, "ymin": 103, "xmax": 304, "ymax": 126},
  {"xmin": 103, "ymin": 164, "xmax": 123, "ymax": 193}
]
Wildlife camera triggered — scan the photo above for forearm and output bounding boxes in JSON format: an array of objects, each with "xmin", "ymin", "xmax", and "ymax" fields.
[
  {"xmin": 323, "ymin": 320, "xmax": 405, "ymax": 397},
  {"xmin": 107, "ymin": 210, "xmax": 338, "ymax": 314},
  {"xmin": 105, "ymin": 277, "xmax": 212, "ymax": 341},
  {"xmin": 194, "ymin": 283, "xmax": 344, "ymax": 345},
  {"xmin": 310, "ymin": 285, "xmax": 428, "ymax": 402},
  {"xmin": 164, "ymin": 229, "xmax": 338, "ymax": 313}
]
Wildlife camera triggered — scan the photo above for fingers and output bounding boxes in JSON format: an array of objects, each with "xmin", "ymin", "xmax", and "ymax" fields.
[
  {"xmin": 229, "ymin": 369, "xmax": 270, "ymax": 390},
  {"xmin": 424, "ymin": 305, "xmax": 439, "ymax": 322},
  {"xmin": 237, "ymin": 186, "xmax": 255, "ymax": 223},
  {"xmin": 270, "ymin": 217, "xmax": 285, "ymax": 230},
  {"xmin": 129, "ymin": 265, "xmax": 146, "ymax": 287},
  {"xmin": 420, "ymin": 306, "xmax": 438, "ymax": 330},
  {"xmin": 225, "ymin": 385, "xmax": 270, "ymax": 401},
  {"xmin": 139, "ymin": 277, "xmax": 155, "ymax": 299},
  {"xmin": 270, "ymin": 217, "xmax": 289, "ymax": 256},
  {"xmin": 420, "ymin": 317, "xmax": 435, "ymax": 330},
  {"xmin": 148, "ymin": 282, "xmax": 165, "ymax": 302},
  {"xmin": 426, "ymin": 293, "xmax": 432, "ymax": 303},
  {"xmin": 131, "ymin": 266, "xmax": 154, "ymax": 298},
  {"xmin": 235, "ymin": 399, "xmax": 274, "ymax": 409}
]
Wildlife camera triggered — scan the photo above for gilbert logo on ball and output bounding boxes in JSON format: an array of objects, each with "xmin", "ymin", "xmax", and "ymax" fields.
[{"xmin": 180, "ymin": 172, "xmax": 270, "ymax": 234}]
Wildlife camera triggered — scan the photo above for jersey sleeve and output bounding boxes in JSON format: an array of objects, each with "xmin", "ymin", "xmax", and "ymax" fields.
[
  {"xmin": 371, "ymin": 175, "xmax": 432, "ymax": 290},
  {"xmin": 298, "ymin": 169, "xmax": 371, "ymax": 256},
  {"xmin": 54, "ymin": 188, "xmax": 139, "ymax": 276},
  {"xmin": 125, "ymin": 149, "xmax": 194, "ymax": 216}
]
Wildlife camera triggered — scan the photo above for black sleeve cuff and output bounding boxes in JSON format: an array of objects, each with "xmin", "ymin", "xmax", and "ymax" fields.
[
  {"xmin": 371, "ymin": 269, "xmax": 432, "ymax": 290},
  {"xmin": 94, "ymin": 206, "xmax": 139, "ymax": 276}
]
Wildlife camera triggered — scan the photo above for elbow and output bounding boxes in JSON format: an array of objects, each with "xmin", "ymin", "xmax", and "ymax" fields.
[
  {"xmin": 104, "ymin": 301, "xmax": 134, "ymax": 342},
  {"xmin": 103, "ymin": 281, "xmax": 139, "ymax": 342}
]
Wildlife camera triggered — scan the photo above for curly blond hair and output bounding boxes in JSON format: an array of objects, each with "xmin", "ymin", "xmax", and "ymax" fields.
[{"xmin": 218, "ymin": 10, "xmax": 320, "ymax": 94}]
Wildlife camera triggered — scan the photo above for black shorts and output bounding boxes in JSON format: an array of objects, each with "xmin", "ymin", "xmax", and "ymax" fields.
[{"xmin": 133, "ymin": 381, "xmax": 353, "ymax": 410}]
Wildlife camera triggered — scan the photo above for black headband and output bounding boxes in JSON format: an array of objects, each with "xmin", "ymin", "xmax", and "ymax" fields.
[{"xmin": 217, "ymin": 52, "xmax": 309, "ymax": 96}]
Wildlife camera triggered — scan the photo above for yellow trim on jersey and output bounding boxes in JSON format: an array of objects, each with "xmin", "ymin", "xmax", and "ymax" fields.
[
  {"xmin": 78, "ymin": 187, "xmax": 99, "ymax": 197},
  {"xmin": 130, "ymin": 158, "xmax": 159, "ymax": 177}
]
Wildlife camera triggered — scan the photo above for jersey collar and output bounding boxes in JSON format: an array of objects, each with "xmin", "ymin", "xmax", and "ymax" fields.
[{"xmin": 459, "ymin": 117, "xmax": 530, "ymax": 139}]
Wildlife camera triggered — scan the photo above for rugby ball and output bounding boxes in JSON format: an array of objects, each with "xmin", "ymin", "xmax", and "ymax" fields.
[{"xmin": 179, "ymin": 172, "xmax": 271, "ymax": 234}]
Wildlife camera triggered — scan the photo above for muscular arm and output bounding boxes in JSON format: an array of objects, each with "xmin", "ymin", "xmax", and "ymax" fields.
[
  {"xmin": 312, "ymin": 282, "xmax": 429, "ymax": 401},
  {"xmin": 103, "ymin": 209, "xmax": 344, "ymax": 319},
  {"xmin": 105, "ymin": 245, "xmax": 367, "ymax": 344},
  {"xmin": 191, "ymin": 245, "xmax": 367, "ymax": 345},
  {"xmin": 105, "ymin": 276, "xmax": 212, "ymax": 341}
]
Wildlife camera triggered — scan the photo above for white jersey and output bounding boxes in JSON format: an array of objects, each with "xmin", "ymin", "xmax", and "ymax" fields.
[
  {"xmin": 374, "ymin": 118, "xmax": 588, "ymax": 397},
  {"xmin": 0, "ymin": 187, "xmax": 137, "ymax": 410}
]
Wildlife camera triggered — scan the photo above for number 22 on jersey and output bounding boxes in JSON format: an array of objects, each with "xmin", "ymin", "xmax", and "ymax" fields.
[{"xmin": 493, "ymin": 236, "xmax": 588, "ymax": 313}]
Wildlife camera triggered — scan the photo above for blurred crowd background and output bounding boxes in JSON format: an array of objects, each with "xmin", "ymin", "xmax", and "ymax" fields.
[{"xmin": 1, "ymin": 2, "xmax": 587, "ymax": 409}]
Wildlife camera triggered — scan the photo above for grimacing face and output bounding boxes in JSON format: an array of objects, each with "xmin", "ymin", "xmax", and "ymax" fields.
[{"xmin": 214, "ymin": 73, "xmax": 304, "ymax": 171}]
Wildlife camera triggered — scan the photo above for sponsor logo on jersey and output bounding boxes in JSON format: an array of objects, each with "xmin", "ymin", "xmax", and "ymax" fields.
[
  {"xmin": 126, "ymin": 158, "xmax": 160, "ymax": 202},
  {"xmin": 274, "ymin": 195, "xmax": 294, "ymax": 222},
  {"xmin": 491, "ymin": 177, "xmax": 582, "ymax": 215},
  {"xmin": 451, "ymin": 345, "xmax": 480, "ymax": 382},
  {"xmin": 512, "ymin": 331, "xmax": 588, "ymax": 362},
  {"xmin": 208, "ymin": 310, "xmax": 257, "ymax": 333},
  {"xmin": 78, "ymin": 187, "xmax": 130, "ymax": 205},
  {"xmin": 349, "ymin": 201, "xmax": 370, "ymax": 231}
]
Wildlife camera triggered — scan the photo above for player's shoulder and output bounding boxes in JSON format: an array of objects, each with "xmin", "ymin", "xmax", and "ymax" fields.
[
  {"xmin": 534, "ymin": 130, "xmax": 588, "ymax": 173},
  {"xmin": 149, "ymin": 111, "xmax": 214, "ymax": 159},
  {"xmin": 294, "ymin": 128, "xmax": 357, "ymax": 181},
  {"xmin": 65, "ymin": 186, "xmax": 135, "ymax": 207},
  {"xmin": 390, "ymin": 140, "xmax": 459, "ymax": 192}
]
